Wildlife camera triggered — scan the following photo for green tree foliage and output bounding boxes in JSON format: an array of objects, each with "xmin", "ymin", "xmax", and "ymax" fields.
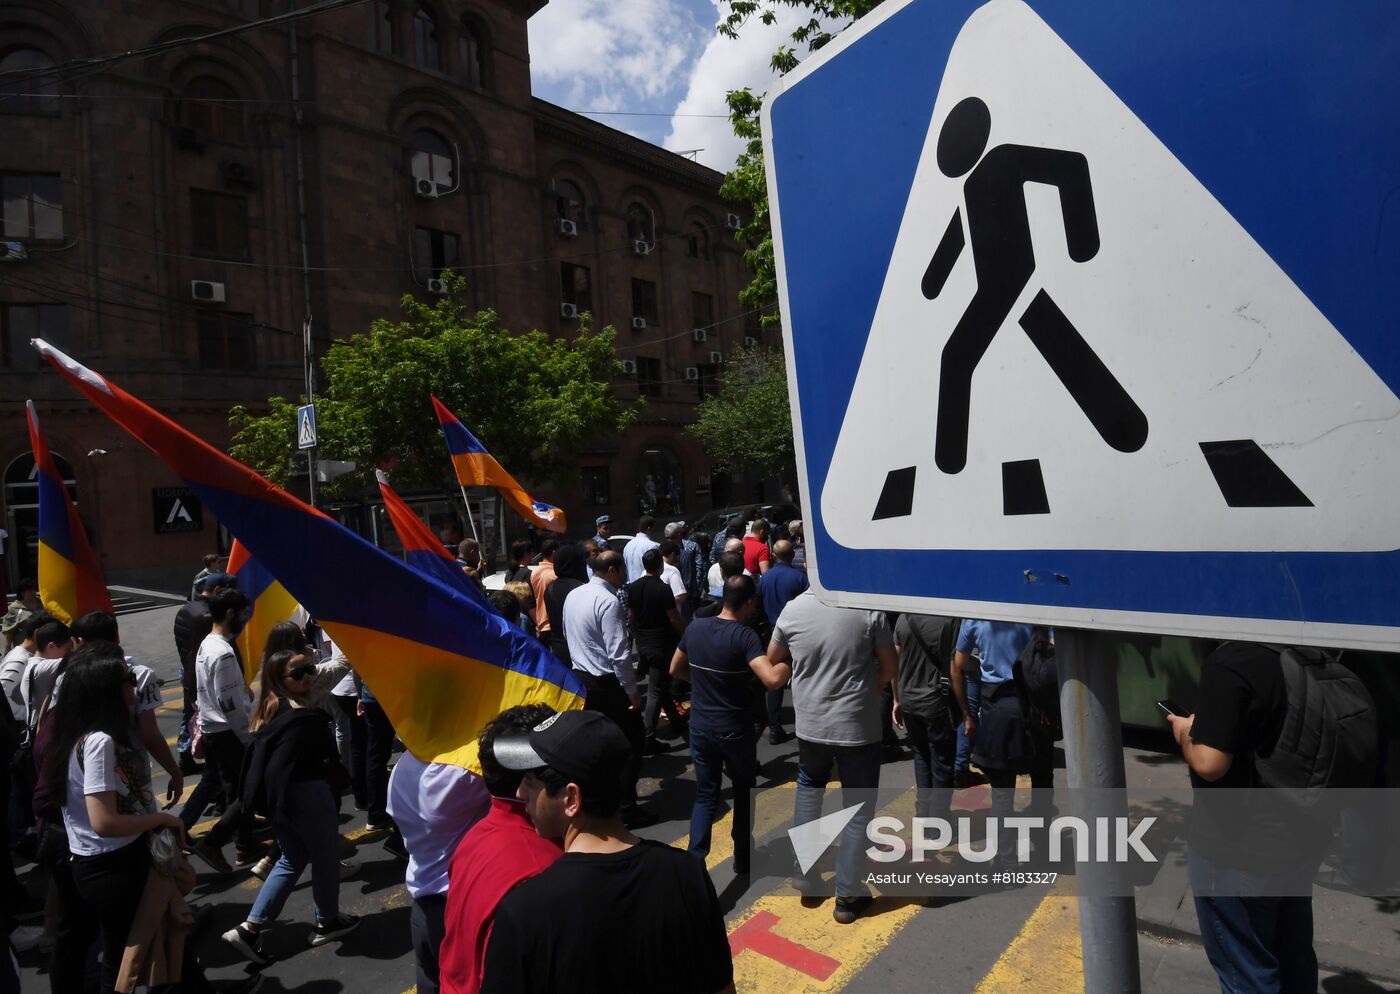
[
  {"xmin": 230, "ymin": 273, "xmax": 638, "ymax": 496},
  {"xmin": 687, "ymin": 345, "xmax": 795, "ymax": 485},
  {"xmin": 718, "ymin": 1, "xmax": 886, "ymax": 327}
]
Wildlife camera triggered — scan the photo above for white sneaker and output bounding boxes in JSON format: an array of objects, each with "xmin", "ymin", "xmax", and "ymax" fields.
[
  {"xmin": 9, "ymin": 925, "xmax": 51, "ymax": 953},
  {"xmin": 251, "ymin": 854, "xmax": 278, "ymax": 880}
]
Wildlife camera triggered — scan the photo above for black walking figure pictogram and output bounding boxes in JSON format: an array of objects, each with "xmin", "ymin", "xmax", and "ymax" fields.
[{"xmin": 923, "ymin": 96, "xmax": 1149, "ymax": 475}]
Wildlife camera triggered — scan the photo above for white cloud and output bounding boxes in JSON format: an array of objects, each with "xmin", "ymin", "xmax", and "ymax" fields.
[
  {"xmin": 663, "ymin": 4, "xmax": 823, "ymax": 172},
  {"xmin": 528, "ymin": 0, "xmax": 708, "ymax": 115}
]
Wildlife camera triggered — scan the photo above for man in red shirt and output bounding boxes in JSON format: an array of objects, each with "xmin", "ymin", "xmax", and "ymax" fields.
[
  {"xmin": 439, "ymin": 704, "xmax": 563, "ymax": 994},
  {"xmin": 742, "ymin": 518, "xmax": 772, "ymax": 575}
]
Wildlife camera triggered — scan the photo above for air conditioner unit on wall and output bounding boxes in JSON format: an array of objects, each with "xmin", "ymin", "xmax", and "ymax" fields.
[
  {"xmin": 685, "ymin": 367, "xmax": 699, "ymax": 381},
  {"xmin": 190, "ymin": 280, "xmax": 226, "ymax": 303},
  {"xmin": 709, "ymin": 351, "xmax": 723, "ymax": 364},
  {"xmin": 620, "ymin": 359, "xmax": 637, "ymax": 374},
  {"xmin": 0, "ymin": 241, "xmax": 29, "ymax": 263},
  {"xmin": 743, "ymin": 336, "xmax": 758, "ymax": 348},
  {"xmin": 556, "ymin": 218, "xmax": 578, "ymax": 237},
  {"xmin": 725, "ymin": 213, "xmax": 742, "ymax": 231},
  {"xmin": 427, "ymin": 279, "xmax": 447, "ymax": 295},
  {"xmin": 415, "ymin": 177, "xmax": 441, "ymax": 198},
  {"xmin": 631, "ymin": 239, "xmax": 651, "ymax": 256},
  {"xmin": 692, "ymin": 328, "xmax": 707, "ymax": 343},
  {"xmin": 560, "ymin": 302, "xmax": 579, "ymax": 319},
  {"xmin": 632, "ymin": 317, "xmax": 647, "ymax": 330}
]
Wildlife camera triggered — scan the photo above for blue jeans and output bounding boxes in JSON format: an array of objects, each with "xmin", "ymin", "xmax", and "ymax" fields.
[
  {"xmin": 955, "ymin": 677, "xmax": 981, "ymax": 773},
  {"xmin": 793, "ymin": 739, "xmax": 881, "ymax": 898},
  {"xmin": 1188, "ymin": 850, "xmax": 1317, "ymax": 994},
  {"xmin": 249, "ymin": 781, "xmax": 341, "ymax": 926},
  {"xmin": 688, "ymin": 725, "xmax": 758, "ymax": 863}
]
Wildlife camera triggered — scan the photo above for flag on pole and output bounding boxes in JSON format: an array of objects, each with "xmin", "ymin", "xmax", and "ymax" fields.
[
  {"xmin": 376, "ymin": 470, "xmax": 484, "ymax": 599},
  {"xmin": 226, "ymin": 540, "xmax": 300, "ymax": 685},
  {"xmin": 26, "ymin": 400, "xmax": 112, "ymax": 624},
  {"xmin": 431, "ymin": 396, "xmax": 567, "ymax": 533},
  {"xmin": 32, "ymin": 340, "xmax": 585, "ymax": 770}
]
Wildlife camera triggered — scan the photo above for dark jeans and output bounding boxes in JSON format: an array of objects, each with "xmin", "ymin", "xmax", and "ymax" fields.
[
  {"xmin": 70, "ymin": 840, "xmax": 210, "ymax": 994},
  {"xmin": 1189, "ymin": 850, "xmax": 1317, "ymax": 994},
  {"xmin": 179, "ymin": 753, "xmax": 224, "ymax": 832},
  {"xmin": 177, "ymin": 664, "xmax": 195, "ymax": 759},
  {"xmin": 903, "ymin": 707, "xmax": 955, "ymax": 819},
  {"xmin": 362, "ymin": 699, "xmax": 394, "ymax": 824},
  {"xmin": 334, "ymin": 695, "xmax": 369, "ymax": 809},
  {"xmin": 794, "ymin": 739, "xmax": 881, "ymax": 897},
  {"xmin": 575, "ymin": 670, "xmax": 644, "ymax": 807},
  {"xmin": 201, "ymin": 728, "xmax": 254, "ymax": 850},
  {"xmin": 687, "ymin": 725, "xmax": 757, "ymax": 864},
  {"xmin": 411, "ymin": 893, "xmax": 447, "ymax": 994},
  {"xmin": 765, "ymin": 687, "xmax": 785, "ymax": 731},
  {"xmin": 638, "ymin": 642, "xmax": 684, "ymax": 739},
  {"xmin": 49, "ymin": 855, "xmax": 98, "ymax": 994}
]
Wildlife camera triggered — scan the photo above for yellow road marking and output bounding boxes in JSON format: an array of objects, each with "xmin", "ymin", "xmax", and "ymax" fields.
[{"xmin": 974, "ymin": 884, "xmax": 1082, "ymax": 992}]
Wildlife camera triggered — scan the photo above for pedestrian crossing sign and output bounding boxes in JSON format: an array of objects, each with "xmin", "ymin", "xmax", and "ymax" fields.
[
  {"xmin": 297, "ymin": 404, "xmax": 317, "ymax": 451},
  {"xmin": 765, "ymin": 0, "xmax": 1400, "ymax": 648}
]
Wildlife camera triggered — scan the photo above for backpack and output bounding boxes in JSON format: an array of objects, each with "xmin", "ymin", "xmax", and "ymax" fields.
[
  {"xmin": 1013, "ymin": 628, "xmax": 1061, "ymax": 739},
  {"xmin": 1252, "ymin": 645, "xmax": 1378, "ymax": 806}
]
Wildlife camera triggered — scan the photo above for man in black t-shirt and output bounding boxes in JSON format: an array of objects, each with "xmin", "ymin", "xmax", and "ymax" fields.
[
  {"xmin": 1167, "ymin": 642, "xmax": 1329, "ymax": 994},
  {"xmin": 672, "ymin": 575, "xmax": 791, "ymax": 872},
  {"xmin": 627, "ymin": 548, "xmax": 687, "ymax": 752},
  {"xmin": 483, "ymin": 711, "xmax": 735, "ymax": 994}
]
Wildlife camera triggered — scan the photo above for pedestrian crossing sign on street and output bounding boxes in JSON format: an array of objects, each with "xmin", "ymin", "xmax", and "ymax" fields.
[
  {"xmin": 297, "ymin": 403, "xmax": 317, "ymax": 451},
  {"xmin": 765, "ymin": 0, "xmax": 1400, "ymax": 648}
]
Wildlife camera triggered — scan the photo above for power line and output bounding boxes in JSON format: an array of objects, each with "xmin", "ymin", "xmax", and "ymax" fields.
[{"xmin": 0, "ymin": 0, "xmax": 371, "ymax": 86}]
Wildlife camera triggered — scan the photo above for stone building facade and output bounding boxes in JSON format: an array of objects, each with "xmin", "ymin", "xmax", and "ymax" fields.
[{"xmin": 0, "ymin": 0, "xmax": 762, "ymax": 589}]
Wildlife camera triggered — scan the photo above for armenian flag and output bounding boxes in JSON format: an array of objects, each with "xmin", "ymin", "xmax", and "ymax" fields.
[
  {"xmin": 26, "ymin": 400, "xmax": 112, "ymax": 624},
  {"xmin": 376, "ymin": 470, "xmax": 483, "ymax": 600},
  {"xmin": 226, "ymin": 540, "xmax": 300, "ymax": 685},
  {"xmin": 32, "ymin": 340, "xmax": 585, "ymax": 770},
  {"xmin": 431, "ymin": 396, "xmax": 567, "ymax": 533}
]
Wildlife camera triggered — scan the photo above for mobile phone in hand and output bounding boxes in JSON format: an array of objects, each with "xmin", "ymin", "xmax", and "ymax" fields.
[{"xmin": 1156, "ymin": 699, "xmax": 1185, "ymax": 719}]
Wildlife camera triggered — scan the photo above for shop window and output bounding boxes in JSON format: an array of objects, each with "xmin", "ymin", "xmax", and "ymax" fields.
[
  {"xmin": 637, "ymin": 447, "xmax": 684, "ymax": 516},
  {"xmin": 582, "ymin": 466, "xmax": 610, "ymax": 506}
]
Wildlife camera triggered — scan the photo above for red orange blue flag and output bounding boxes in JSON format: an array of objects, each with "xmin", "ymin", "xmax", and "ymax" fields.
[
  {"xmin": 376, "ymin": 470, "xmax": 483, "ymax": 599},
  {"xmin": 227, "ymin": 540, "xmax": 300, "ymax": 685},
  {"xmin": 430, "ymin": 395, "xmax": 567, "ymax": 533},
  {"xmin": 26, "ymin": 400, "xmax": 112, "ymax": 625},
  {"xmin": 32, "ymin": 339, "xmax": 585, "ymax": 770}
]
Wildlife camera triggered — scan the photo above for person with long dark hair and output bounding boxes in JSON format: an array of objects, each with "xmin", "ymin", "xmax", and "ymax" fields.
[
  {"xmin": 41, "ymin": 641, "xmax": 187, "ymax": 994},
  {"xmin": 222, "ymin": 649, "xmax": 358, "ymax": 964}
]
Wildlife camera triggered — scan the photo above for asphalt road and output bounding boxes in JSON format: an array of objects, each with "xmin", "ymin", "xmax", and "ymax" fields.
[{"xmin": 12, "ymin": 605, "xmax": 1398, "ymax": 993}]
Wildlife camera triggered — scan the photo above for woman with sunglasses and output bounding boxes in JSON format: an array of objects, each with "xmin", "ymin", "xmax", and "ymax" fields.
[
  {"xmin": 41, "ymin": 640, "xmax": 195, "ymax": 994},
  {"xmin": 221, "ymin": 648, "xmax": 359, "ymax": 964}
]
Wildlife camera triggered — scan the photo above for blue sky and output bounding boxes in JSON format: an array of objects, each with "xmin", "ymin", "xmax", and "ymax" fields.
[{"xmin": 527, "ymin": 0, "xmax": 813, "ymax": 171}]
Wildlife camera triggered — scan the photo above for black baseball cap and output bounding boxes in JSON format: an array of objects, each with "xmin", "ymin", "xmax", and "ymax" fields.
[
  {"xmin": 492, "ymin": 710, "xmax": 630, "ymax": 786},
  {"xmin": 197, "ymin": 572, "xmax": 238, "ymax": 593}
]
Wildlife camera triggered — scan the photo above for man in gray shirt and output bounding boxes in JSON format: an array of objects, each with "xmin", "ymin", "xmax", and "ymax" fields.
[{"xmin": 768, "ymin": 590, "xmax": 896, "ymax": 925}]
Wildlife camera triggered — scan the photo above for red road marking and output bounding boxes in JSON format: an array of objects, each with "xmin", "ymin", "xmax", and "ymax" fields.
[
  {"xmin": 729, "ymin": 910, "xmax": 841, "ymax": 980},
  {"xmin": 953, "ymin": 784, "xmax": 991, "ymax": 812}
]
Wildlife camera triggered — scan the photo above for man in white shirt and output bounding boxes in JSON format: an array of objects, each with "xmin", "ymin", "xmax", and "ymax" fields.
[
  {"xmin": 187, "ymin": 588, "xmax": 257, "ymax": 874},
  {"xmin": 386, "ymin": 753, "xmax": 490, "ymax": 994},
  {"xmin": 18, "ymin": 618, "xmax": 73, "ymax": 721},
  {"xmin": 561, "ymin": 550, "xmax": 653, "ymax": 828},
  {"xmin": 0, "ymin": 613, "xmax": 40, "ymax": 722},
  {"xmin": 657, "ymin": 541, "xmax": 689, "ymax": 610},
  {"xmin": 622, "ymin": 515, "xmax": 660, "ymax": 584}
]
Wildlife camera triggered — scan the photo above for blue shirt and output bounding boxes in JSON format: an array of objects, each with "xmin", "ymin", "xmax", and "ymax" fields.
[
  {"xmin": 758, "ymin": 561, "xmax": 808, "ymax": 627},
  {"xmin": 955, "ymin": 619, "xmax": 1034, "ymax": 685},
  {"xmin": 677, "ymin": 616, "xmax": 766, "ymax": 734}
]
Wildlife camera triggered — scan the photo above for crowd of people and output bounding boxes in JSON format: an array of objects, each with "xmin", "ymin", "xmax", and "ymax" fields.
[{"xmin": 0, "ymin": 507, "xmax": 1383, "ymax": 994}]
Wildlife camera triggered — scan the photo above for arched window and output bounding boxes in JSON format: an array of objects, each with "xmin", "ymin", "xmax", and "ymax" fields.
[
  {"xmin": 409, "ymin": 128, "xmax": 455, "ymax": 187},
  {"xmin": 0, "ymin": 47, "xmax": 58, "ymax": 114},
  {"xmin": 554, "ymin": 179, "xmax": 584, "ymax": 224},
  {"xmin": 368, "ymin": 0, "xmax": 396, "ymax": 54},
  {"xmin": 458, "ymin": 19, "xmax": 485, "ymax": 87},
  {"xmin": 686, "ymin": 221, "xmax": 709, "ymax": 260},
  {"xmin": 625, "ymin": 201, "xmax": 654, "ymax": 247},
  {"xmin": 180, "ymin": 76, "xmax": 244, "ymax": 144},
  {"xmin": 413, "ymin": 5, "xmax": 442, "ymax": 70}
]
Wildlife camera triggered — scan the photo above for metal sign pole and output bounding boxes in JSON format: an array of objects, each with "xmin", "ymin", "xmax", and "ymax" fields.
[
  {"xmin": 457, "ymin": 484, "xmax": 480, "ymax": 545},
  {"xmin": 1056, "ymin": 627, "xmax": 1142, "ymax": 994}
]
